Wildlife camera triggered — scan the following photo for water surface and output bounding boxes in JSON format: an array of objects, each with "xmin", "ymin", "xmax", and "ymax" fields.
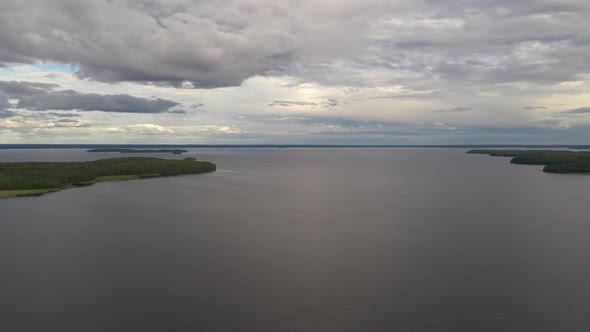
[{"xmin": 2, "ymin": 148, "xmax": 590, "ymax": 331}]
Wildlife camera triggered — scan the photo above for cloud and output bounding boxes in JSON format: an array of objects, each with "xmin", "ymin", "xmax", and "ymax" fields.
[
  {"xmin": 431, "ymin": 107, "xmax": 471, "ymax": 113},
  {"xmin": 0, "ymin": 110, "xmax": 15, "ymax": 118},
  {"xmin": 164, "ymin": 103, "xmax": 206, "ymax": 114},
  {"xmin": 0, "ymin": 81, "xmax": 180, "ymax": 113},
  {"xmin": 268, "ymin": 99, "xmax": 339, "ymax": 109},
  {"xmin": 167, "ymin": 109, "xmax": 187, "ymax": 114},
  {"xmin": 189, "ymin": 125, "xmax": 244, "ymax": 135},
  {"xmin": 0, "ymin": 115, "xmax": 94, "ymax": 130},
  {"xmin": 269, "ymin": 101, "xmax": 318, "ymax": 107},
  {"xmin": 107, "ymin": 124, "xmax": 175, "ymax": 135},
  {"xmin": 241, "ymin": 113, "xmax": 400, "ymax": 129},
  {"xmin": 1, "ymin": 0, "xmax": 586, "ymax": 89},
  {"xmin": 564, "ymin": 107, "xmax": 590, "ymax": 114},
  {"xmin": 46, "ymin": 112, "xmax": 81, "ymax": 118},
  {"xmin": 0, "ymin": 0, "xmax": 299, "ymax": 87},
  {"xmin": 0, "ymin": 90, "xmax": 10, "ymax": 111},
  {"xmin": 102, "ymin": 124, "xmax": 244, "ymax": 137},
  {"xmin": 2, "ymin": 1, "xmax": 590, "ymax": 144},
  {"xmin": 0, "ymin": 81, "xmax": 59, "ymax": 96},
  {"xmin": 53, "ymin": 119, "xmax": 93, "ymax": 128},
  {"xmin": 189, "ymin": 103, "xmax": 206, "ymax": 111},
  {"xmin": 530, "ymin": 117, "xmax": 571, "ymax": 129},
  {"xmin": 16, "ymin": 90, "xmax": 180, "ymax": 114},
  {"xmin": 321, "ymin": 99, "xmax": 339, "ymax": 109}
]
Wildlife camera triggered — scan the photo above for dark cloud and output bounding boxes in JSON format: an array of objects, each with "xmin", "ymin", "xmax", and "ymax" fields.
[
  {"xmin": 322, "ymin": 99, "xmax": 339, "ymax": 108},
  {"xmin": 432, "ymin": 107, "xmax": 471, "ymax": 113},
  {"xmin": 0, "ymin": 90, "xmax": 9, "ymax": 110},
  {"xmin": 1, "ymin": 0, "xmax": 589, "ymax": 89},
  {"xmin": 0, "ymin": 0, "xmax": 298, "ymax": 87},
  {"xmin": 16, "ymin": 91, "xmax": 180, "ymax": 114},
  {"xmin": 49, "ymin": 118, "xmax": 92, "ymax": 128},
  {"xmin": 0, "ymin": 81, "xmax": 180, "ymax": 114},
  {"xmin": 168, "ymin": 109, "xmax": 187, "ymax": 114},
  {"xmin": 523, "ymin": 106, "xmax": 547, "ymax": 110},
  {"xmin": 564, "ymin": 107, "xmax": 590, "ymax": 114},
  {"xmin": 0, "ymin": 81, "xmax": 59, "ymax": 96},
  {"xmin": 0, "ymin": 110, "xmax": 15, "ymax": 118},
  {"xmin": 46, "ymin": 112, "xmax": 81, "ymax": 118}
]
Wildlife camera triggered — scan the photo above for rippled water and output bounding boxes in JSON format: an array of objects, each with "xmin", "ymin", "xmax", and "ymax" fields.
[{"xmin": 2, "ymin": 148, "xmax": 590, "ymax": 331}]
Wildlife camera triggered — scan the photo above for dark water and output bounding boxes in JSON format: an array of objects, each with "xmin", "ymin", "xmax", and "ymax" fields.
[{"xmin": 2, "ymin": 148, "xmax": 590, "ymax": 332}]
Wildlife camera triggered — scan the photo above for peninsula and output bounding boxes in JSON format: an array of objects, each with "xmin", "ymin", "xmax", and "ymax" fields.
[
  {"xmin": 467, "ymin": 150, "xmax": 590, "ymax": 174},
  {"xmin": 0, "ymin": 157, "xmax": 216, "ymax": 198},
  {"xmin": 88, "ymin": 148, "xmax": 187, "ymax": 154}
]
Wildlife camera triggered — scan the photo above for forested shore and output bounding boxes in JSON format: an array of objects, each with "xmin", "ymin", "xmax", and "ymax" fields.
[
  {"xmin": 0, "ymin": 157, "xmax": 215, "ymax": 198},
  {"xmin": 468, "ymin": 150, "xmax": 590, "ymax": 174}
]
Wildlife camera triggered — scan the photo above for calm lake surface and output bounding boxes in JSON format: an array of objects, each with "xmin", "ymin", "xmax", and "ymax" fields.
[{"xmin": 2, "ymin": 148, "xmax": 590, "ymax": 332}]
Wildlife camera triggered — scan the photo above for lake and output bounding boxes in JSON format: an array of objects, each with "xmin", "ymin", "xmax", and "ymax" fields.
[{"xmin": 2, "ymin": 148, "xmax": 590, "ymax": 331}]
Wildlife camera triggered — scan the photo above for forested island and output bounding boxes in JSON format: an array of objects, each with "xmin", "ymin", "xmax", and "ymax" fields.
[
  {"xmin": 0, "ymin": 157, "xmax": 216, "ymax": 198},
  {"xmin": 88, "ymin": 148, "xmax": 187, "ymax": 154},
  {"xmin": 468, "ymin": 150, "xmax": 590, "ymax": 174}
]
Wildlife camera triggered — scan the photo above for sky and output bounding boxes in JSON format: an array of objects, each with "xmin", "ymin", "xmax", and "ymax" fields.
[{"xmin": 1, "ymin": 0, "xmax": 590, "ymax": 144}]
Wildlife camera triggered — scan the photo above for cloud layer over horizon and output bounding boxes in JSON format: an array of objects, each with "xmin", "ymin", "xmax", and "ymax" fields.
[{"xmin": 1, "ymin": 0, "xmax": 590, "ymax": 144}]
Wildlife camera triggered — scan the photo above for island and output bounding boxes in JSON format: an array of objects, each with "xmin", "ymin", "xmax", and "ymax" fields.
[
  {"xmin": 467, "ymin": 150, "xmax": 590, "ymax": 174},
  {"xmin": 88, "ymin": 148, "xmax": 188, "ymax": 154},
  {"xmin": 0, "ymin": 157, "xmax": 216, "ymax": 198}
]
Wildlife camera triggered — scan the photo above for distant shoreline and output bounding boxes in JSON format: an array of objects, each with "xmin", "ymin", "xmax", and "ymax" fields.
[
  {"xmin": 467, "ymin": 150, "xmax": 590, "ymax": 174},
  {"xmin": 87, "ymin": 148, "xmax": 187, "ymax": 154},
  {"xmin": 1, "ymin": 144, "xmax": 590, "ymax": 150}
]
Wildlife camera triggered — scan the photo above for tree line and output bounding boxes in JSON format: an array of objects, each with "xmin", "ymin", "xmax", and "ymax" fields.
[
  {"xmin": 0, "ymin": 157, "xmax": 216, "ymax": 190},
  {"xmin": 467, "ymin": 150, "xmax": 590, "ymax": 174}
]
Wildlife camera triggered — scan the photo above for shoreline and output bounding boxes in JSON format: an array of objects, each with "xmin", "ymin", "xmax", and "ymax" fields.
[{"xmin": 0, "ymin": 157, "xmax": 216, "ymax": 199}]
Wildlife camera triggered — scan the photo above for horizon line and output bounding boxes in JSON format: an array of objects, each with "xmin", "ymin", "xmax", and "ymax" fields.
[{"xmin": 1, "ymin": 143, "xmax": 590, "ymax": 149}]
